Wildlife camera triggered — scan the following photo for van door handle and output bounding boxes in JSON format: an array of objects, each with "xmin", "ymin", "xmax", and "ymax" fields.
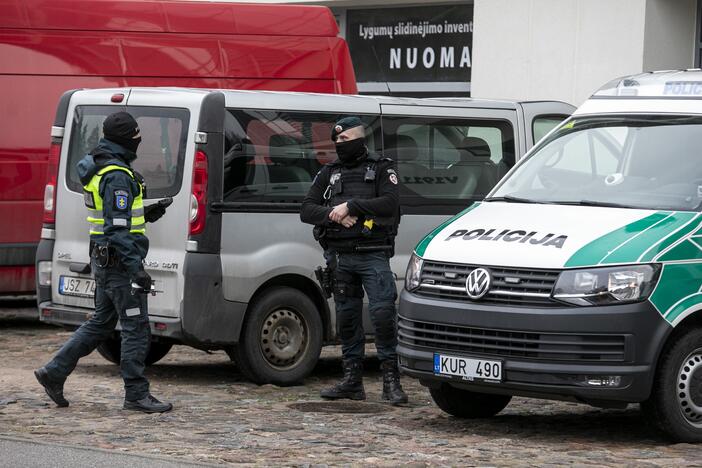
[{"xmin": 69, "ymin": 262, "xmax": 91, "ymax": 275}]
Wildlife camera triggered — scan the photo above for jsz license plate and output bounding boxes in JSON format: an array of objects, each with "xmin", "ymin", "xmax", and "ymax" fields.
[
  {"xmin": 434, "ymin": 353, "xmax": 503, "ymax": 382},
  {"xmin": 59, "ymin": 276, "xmax": 96, "ymax": 298}
]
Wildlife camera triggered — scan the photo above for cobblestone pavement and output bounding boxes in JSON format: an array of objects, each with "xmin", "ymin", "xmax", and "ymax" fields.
[{"xmin": 1, "ymin": 317, "xmax": 701, "ymax": 466}]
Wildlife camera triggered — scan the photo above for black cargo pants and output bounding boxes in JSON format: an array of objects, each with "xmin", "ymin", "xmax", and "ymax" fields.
[
  {"xmin": 45, "ymin": 260, "xmax": 151, "ymax": 401},
  {"xmin": 329, "ymin": 250, "xmax": 398, "ymax": 362}
]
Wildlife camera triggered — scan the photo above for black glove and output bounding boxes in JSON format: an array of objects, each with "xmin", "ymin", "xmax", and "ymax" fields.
[
  {"xmin": 144, "ymin": 203, "xmax": 166, "ymax": 223},
  {"xmin": 133, "ymin": 269, "xmax": 152, "ymax": 290}
]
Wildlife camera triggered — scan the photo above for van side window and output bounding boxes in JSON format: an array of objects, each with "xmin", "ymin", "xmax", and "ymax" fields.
[
  {"xmin": 65, "ymin": 105, "xmax": 189, "ymax": 198},
  {"xmin": 382, "ymin": 117, "xmax": 515, "ymax": 214},
  {"xmin": 223, "ymin": 110, "xmax": 381, "ymax": 204}
]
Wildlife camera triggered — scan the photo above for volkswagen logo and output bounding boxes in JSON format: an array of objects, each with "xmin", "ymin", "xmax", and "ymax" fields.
[{"xmin": 466, "ymin": 268, "xmax": 491, "ymax": 300}]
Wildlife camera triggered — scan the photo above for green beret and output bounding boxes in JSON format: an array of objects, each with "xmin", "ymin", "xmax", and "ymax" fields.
[{"xmin": 331, "ymin": 116, "xmax": 363, "ymax": 141}]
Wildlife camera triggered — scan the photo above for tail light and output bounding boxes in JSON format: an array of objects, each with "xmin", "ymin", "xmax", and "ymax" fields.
[
  {"xmin": 43, "ymin": 138, "xmax": 62, "ymax": 224},
  {"xmin": 189, "ymin": 150, "xmax": 208, "ymax": 235}
]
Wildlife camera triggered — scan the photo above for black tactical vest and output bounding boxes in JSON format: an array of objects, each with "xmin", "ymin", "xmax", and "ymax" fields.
[{"xmin": 323, "ymin": 153, "xmax": 398, "ymax": 248}]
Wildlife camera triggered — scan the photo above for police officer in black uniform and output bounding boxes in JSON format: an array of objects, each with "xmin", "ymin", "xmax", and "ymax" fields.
[
  {"xmin": 34, "ymin": 112, "xmax": 172, "ymax": 413},
  {"xmin": 301, "ymin": 116, "xmax": 407, "ymax": 405}
]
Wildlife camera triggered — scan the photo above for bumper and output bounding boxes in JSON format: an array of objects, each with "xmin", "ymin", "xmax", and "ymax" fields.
[
  {"xmin": 38, "ymin": 301, "xmax": 184, "ymax": 341},
  {"xmin": 397, "ymin": 289, "xmax": 672, "ymax": 407}
]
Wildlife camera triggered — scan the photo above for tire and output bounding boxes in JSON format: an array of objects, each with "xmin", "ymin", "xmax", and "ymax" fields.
[
  {"xmin": 235, "ymin": 287, "xmax": 323, "ymax": 386},
  {"xmin": 641, "ymin": 327, "xmax": 702, "ymax": 442},
  {"xmin": 429, "ymin": 383, "xmax": 512, "ymax": 418},
  {"xmin": 96, "ymin": 337, "xmax": 173, "ymax": 366}
]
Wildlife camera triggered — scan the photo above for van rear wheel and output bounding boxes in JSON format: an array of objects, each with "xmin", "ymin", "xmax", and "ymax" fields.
[
  {"xmin": 96, "ymin": 337, "xmax": 173, "ymax": 366},
  {"xmin": 429, "ymin": 383, "xmax": 511, "ymax": 418},
  {"xmin": 642, "ymin": 328, "xmax": 702, "ymax": 442},
  {"xmin": 235, "ymin": 287, "xmax": 322, "ymax": 386}
]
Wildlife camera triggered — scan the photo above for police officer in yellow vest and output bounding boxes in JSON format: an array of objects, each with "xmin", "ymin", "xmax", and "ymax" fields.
[{"xmin": 35, "ymin": 112, "xmax": 172, "ymax": 413}]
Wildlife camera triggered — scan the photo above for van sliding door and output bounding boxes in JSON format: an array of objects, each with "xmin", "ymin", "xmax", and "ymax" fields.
[{"xmin": 379, "ymin": 104, "xmax": 520, "ymax": 288}]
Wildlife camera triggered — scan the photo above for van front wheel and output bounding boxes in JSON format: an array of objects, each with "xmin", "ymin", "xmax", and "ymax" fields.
[
  {"xmin": 96, "ymin": 338, "xmax": 173, "ymax": 366},
  {"xmin": 429, "ymin": 384, "xmax": 511, "ymax": 418},
  {"xmin": 236, "ymin": 287, "xmax": 323, "ymax": 386},
  {"xmin": 642, "ymin": 328, "xmax": 702, "ymax": 442}
]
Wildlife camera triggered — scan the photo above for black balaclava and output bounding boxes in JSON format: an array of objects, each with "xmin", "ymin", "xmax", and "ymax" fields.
[
  {"xmin": 103, "ymin": 111, "xmax": 142, "ymax": 156},
  {"xmin": 331, "ymin": 116, "xmax": 367, "ymax": 166},
  {"xmin": 335, "ymin": 137, "xmax": 367, "ymax": 165}
]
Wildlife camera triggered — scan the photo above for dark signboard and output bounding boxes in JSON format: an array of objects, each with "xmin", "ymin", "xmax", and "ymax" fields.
[{"xmin": 347, "ymin": 5, "xmax": 473, "ymax": 83}]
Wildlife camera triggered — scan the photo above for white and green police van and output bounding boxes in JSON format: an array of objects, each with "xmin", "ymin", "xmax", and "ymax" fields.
[{"xmin": 399, "ymin": 70, "xmax": 702, "ymax": 442}]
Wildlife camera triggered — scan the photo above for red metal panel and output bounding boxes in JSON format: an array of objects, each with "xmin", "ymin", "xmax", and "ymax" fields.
[
  {"xmin": 0, "ymin": 266, "xmax": 36, "ymax": 294},
  {"xmin": 1, "ymin": 0, "xmax": 339, "ymax": 37},
  {"xmin": 119, "ymin": 35, "xmax": 224, "ymax": 77},
  {"xmin": 163, "ymin": 2, "xmax": 338, "ymax": 36},
  {"xmin": 219, "ymin": 37, "xmax": 335, "ymax": 80},
  {"xmin": 328, "ymin": 37, "xmax": 359, "ymax": 94},
  {"xmin": 0, "ymin": 201, "xmax": 43, "ymax": 243},
  {"xmin": 0, "ymin": 32, "xmax": 125, "ymax": 75}
]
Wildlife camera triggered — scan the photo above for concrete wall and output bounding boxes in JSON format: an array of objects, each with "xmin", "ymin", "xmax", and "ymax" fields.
[
  {"xmin": 643, "ymin": 0, "xmax": 696, "ymax": 71},
  {"xmin": 471, "ymin": 0, "xmax": 648, "ymax": 106}
]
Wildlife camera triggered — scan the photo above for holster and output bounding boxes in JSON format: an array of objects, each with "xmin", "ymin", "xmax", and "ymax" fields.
[{"xmin": 91, "ymin": 242, "xmax": 119, "ymax": 268}]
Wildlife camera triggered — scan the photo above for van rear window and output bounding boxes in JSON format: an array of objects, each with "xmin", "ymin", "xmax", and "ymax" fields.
[{"xmin": 65, "ymin": 105, "xmax": 189, "ymax": 198}]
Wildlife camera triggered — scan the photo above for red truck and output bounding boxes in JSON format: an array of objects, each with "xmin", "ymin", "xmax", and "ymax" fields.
[{"xmin": 0, "ymin": 0, "xmax": 357, "ymax": 297}]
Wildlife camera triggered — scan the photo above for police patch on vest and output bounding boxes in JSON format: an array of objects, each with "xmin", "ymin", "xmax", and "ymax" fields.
[
  {"xmin": 114, "ymin": 190, "xmax": 129, "ymax": 211},
  {"xmin": 389, "ymin": 174, "xmax": 398, "ymax": 185},
  {"xmin": 83, "ymin": 190, "xmax": 95, "ymax": 208}
]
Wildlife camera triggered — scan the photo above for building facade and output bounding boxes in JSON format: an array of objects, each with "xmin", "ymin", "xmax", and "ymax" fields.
[{"xmin": 277, "ymin": 0, "xmax": 700, "ymax": 106}]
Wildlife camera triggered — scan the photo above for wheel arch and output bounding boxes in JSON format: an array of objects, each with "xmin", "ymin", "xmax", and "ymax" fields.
[{"xmin": 651, "ymin": 306, "xmax": 702, "ymax": 383}]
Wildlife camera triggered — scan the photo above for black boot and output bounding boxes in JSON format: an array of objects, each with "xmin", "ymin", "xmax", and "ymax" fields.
[
  {"xmin": 123, "ymin": 394, "xmax": 173, "ymax": 413},
  {"xmin": 320, "ymin": 359, "xmax": 365, "ymax": 400},
  {"xmin": 381, "ymin": 360, "xmax": 408, "ymax": 405},
  {"xmin": 34, "ymin": 367, "xmax": 69, "ymax": 408}
]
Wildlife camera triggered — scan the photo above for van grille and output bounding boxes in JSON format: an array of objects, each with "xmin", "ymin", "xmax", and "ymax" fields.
[
  {"xmin": 398, "ymin": 317, "xmax": 627, "ymax": 362},
  {"xmin": 415, "ymin": 261, "xmax": 562, "ymax": 307}
]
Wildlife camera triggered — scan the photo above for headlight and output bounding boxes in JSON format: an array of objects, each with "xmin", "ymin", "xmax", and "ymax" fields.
[
  {"xmin": 553, "ymin": 264, "xmax": 660, "ymax": 306},
  {"xmin": 405, "ymin": 253, "xmax": 423, "ymax": 292}
]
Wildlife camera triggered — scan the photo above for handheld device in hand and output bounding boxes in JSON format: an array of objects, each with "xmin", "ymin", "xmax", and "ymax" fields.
[
  {"xmin": 131, "ymin": 283, "xmax": 158, "ymax": 296},
  {"xmin": 157, "ymin": 197, "xmax": 173, "ymax": 208}
]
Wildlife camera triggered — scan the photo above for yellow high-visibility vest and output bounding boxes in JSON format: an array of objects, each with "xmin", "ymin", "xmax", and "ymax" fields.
[{"xmin": 83, "ymin": 165, "xmax": 145, "ymax": 235}]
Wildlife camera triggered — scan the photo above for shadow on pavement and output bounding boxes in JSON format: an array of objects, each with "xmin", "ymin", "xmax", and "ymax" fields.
[{"xmin": 393, "ymin": 403, "xmax": 668, "ymax": 445}]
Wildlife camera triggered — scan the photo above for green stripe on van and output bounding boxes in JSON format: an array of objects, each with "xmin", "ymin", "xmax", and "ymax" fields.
[
  {"xmin": 602, "ymin": 212, "xmax": 697, "ymax": 264},
  {"xmin": 649, "ymin": 263, "xmax": 702, "ymax": 323},
  {"xmin": 642, "ymin": 214, "xmax": 702, "ymax": 262},
  {"xmin": 415, "ymin": 203, "xmax": 480, "ymax": 257},
  {"xmin": 565, "ymin": 212, "xmax": 670, "ymax": 267}
]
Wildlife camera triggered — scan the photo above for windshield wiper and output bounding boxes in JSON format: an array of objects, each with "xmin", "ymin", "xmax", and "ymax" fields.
[
  {"xmin": 550, "ymin": 199, "xmax": 635, "ymax": 209},
  {"xmin": 483, "ymin": 195, "xmax": 545, "ymax": 204}
]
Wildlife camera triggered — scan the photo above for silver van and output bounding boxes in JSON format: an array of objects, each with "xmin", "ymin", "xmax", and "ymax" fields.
[{"xmin": 36, "ymin": 87, "xmax": 573, "ymax": 385}]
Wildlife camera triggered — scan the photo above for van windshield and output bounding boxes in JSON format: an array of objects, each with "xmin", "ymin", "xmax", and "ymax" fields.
[{"xmin": 490, "ymin": 115, "xmax": 702, "ymax": 211}]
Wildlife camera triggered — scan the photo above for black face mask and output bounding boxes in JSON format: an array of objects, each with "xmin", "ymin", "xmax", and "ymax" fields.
[
  {"xmin": 121, "ymin": 137, "xmax": 141, "ymax": 156},
  {"xmin": 335, "ymin": 138, "xmax": 366, "ymax": 164},
  {"xmin": 106, "ymin": 135, "xmax": 141, "ymax": 158}
]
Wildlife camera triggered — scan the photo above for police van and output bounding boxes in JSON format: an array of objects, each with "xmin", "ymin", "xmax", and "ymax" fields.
[
  {"xmin": 36, "ymin": 87, "xmax": 572, "ymax": 385},
  {"xmin": 398, "ymin": 70, "xmax": 702, "ymax": 441}
]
